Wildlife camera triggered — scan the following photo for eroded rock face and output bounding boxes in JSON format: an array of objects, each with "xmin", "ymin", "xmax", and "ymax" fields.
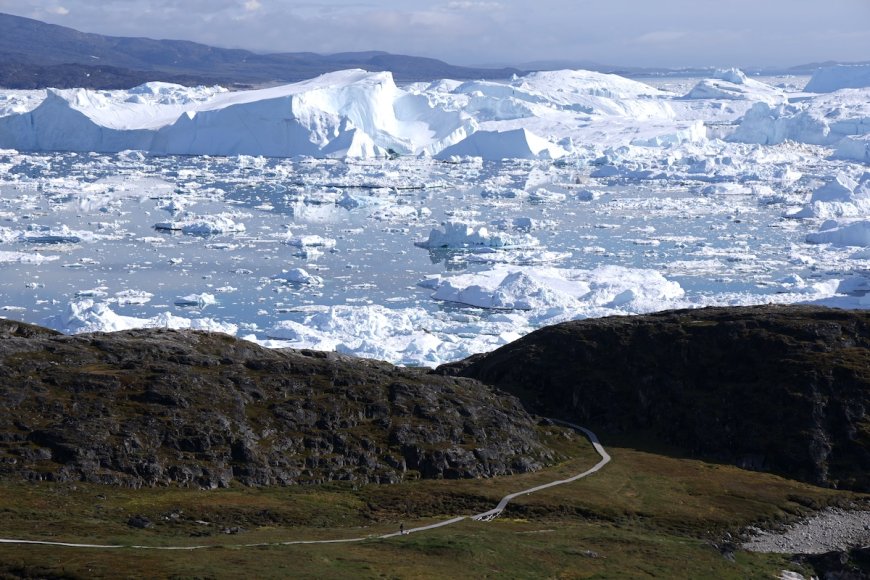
[
  {"xmin": 448, "ymin": 305, "xmax": 870, "ymax": 492},
  {"xmin": 0, "ymin": 321, "xmax": 551, "ymax": 487}
]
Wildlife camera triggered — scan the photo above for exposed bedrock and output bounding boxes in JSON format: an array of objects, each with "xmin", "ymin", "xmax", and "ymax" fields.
[
  {"xmin": 0, "ymin": 320, "xmax": 551, "ymax": 487},
  {"xmin": 447, "ymin": 305, "xmax": 870, "ymax": 492}
]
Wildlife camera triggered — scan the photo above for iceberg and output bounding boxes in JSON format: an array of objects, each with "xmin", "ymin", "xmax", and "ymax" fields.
[
  {"xmin": 416, "ymin": 221, "xmax": 539, "ymax": 250},
  {"xmin": 0, "ymin": 71, "xmax": 475, "ymax": 159},
  {"xmin": 682, "ymin": 69, "xmax": 786, "ymax": 104},
  {"xmin": 805, "ymin": 64, "xmax": 870, "ymax": 93},
  {"xmin": 435, "ymin": 128, "xmax": 566, "ymax": 160}
]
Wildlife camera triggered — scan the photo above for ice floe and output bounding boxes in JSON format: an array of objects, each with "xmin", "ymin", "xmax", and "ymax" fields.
[
  {"xmin": 54, "ymin": 299, "xmax": 238, "ymax": 335},
  {"xmin": 416, "ymin": 221, "xmax": 540, "ymax": 250},
  {"xmin": 1, "ymin": 65, "xmax": 869, "ymax": 367},
  {"xmin": 426, "ymin": 265, "xmax": 685, "ymax": 318},
  {"xmin": 805, "ymin": 64, "xmax": 870, "ymax": 93},
  {"xmin": 154, "ymin": 212, "xmax": 246, "ymax": 235}
]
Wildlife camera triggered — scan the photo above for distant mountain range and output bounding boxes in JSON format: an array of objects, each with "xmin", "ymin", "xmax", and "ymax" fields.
[
  {"xmin": 1, "ymin": 12, "xmax": 866, "ymax": 90},
  {"xmin": 0, "ymin": 12, "xmax": 522, "ymax": 89}
]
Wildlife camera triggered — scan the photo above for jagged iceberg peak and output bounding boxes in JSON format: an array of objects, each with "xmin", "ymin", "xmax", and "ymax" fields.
[
  {"xmin": 713, "ymin": 68, "xmax": 749, "ymax": 85},
  {"xmin": 0, "ymin": 69, "xmax": 475, "ymax": 158}
]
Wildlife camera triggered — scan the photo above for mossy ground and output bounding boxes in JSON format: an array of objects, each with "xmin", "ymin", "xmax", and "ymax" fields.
[{"xmin": 0, "ymin": 427, "xmax": 863, "ymax": 579}]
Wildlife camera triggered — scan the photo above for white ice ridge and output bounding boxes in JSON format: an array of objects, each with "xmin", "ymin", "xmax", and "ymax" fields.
[
  {"xmin": 682, "ymin": 68, "xmax": 786, "ymax": 104},
  {"xmin": 52, "ymin": 299, "xmax": 237, "ymax": 335},
  {"xmin": 0, "ymin": 68, "xmax": 702, "ymax": 159},
  {"xmin": 425, "ymin": 265, "xmax": 685, "ymax": 315},
  {"xmin": 805, "ymin": 64, "xmax": 870, "ymax": 93},
  {"xmin": 0, "ymin": 70, "xmax": 473, "ymax": 158},
  {"xmin": 416, "ymin": 221, "xmax": 540, "ymax": 250},
  {"xmin": 729, "ymin": 88, "xmax": 870, "ymax": 147}
]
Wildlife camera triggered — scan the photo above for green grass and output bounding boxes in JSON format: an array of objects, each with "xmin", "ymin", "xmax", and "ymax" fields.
[{"xmin": 0, "ymin": 427, "xmax": 862, "ymax": 578}]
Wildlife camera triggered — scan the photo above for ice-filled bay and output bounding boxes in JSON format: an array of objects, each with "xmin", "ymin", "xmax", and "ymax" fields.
[
  {"xmin": 2, "ymin": 68, "xmax": 870, "ymax": 366},
  {"xmin": 0, "ymin": 148, "xmax": 864, "ymax": 366}
]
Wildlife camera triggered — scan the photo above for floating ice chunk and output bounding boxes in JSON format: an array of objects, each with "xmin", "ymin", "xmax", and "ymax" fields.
[
  {"xmin": 19, "ymin": 224, "xmax": 93, "ymax": 244},
  {"xmin": 417, "ymin": 275, "xmax": 442, "ymax": 290},
  {"xmin": 806, "ymin": 220, "xmax": 870, "ymax": 247},
  {"xmin": 574, "ymin": 189, "xmax": 600, "ymax": 201},
  {"xmin": 174, "ymin": 293, "xmax": 217, "ymax": 307},
  {"xmin": 835, "ymin": 134, "xmax": 870, "ymax": 163},
  {"xmin": 700, "ymin": 183, "xmax": 753, "ymax": 196},
  {"xmin": 52, "ymin": 299, "xmax": 237, "ymax": 335},
  {"xmin": 682, "ymin": 69, "xmax": 785, "ymax": 104},
  {"xmin": 336, "ymin": 191, "xmax": 389, "ymax": 210},
  {"xmin": 629, "ymin": 121, "xmax": 707, "ymax": 147},
  {"xmin": 157, "ymin": 197, "xmax": 188, "ymax": 214},
  {"xmin": 811, "ymin": 174, "xmax": 860, "ymax": 202},
  {"xmin": 435, "ymin": 128, "xmax": 566, "ymax": 161},
  {"xmin": 788, "ymin": 175, "xmax": 870, "ymax": 219},
  {"xmin": 75, "ymin": 288, "xmax": 108, "ymax": 299},
  {"xmin": 466, "ymin": 248, "xmax": 571, "ymax": 265},
  {"xmin": 805, "ymin": 64, "xmax": 870, "ymax": 92},
  {"xmin": 185, "ymin": 317, "xmax": 239, "ymax": 334},
  {"xmin": 268, "ymin": 305, "xmax": 437, "ymax": 363},
  {"xmin": 590, "ymin": 165, "xmax": 620, "ymax": 178},
  {"xmin": 528, "ymin": 188, "xmax": 567, "ymax": 203},
  {"xmin": 0, "ymin": 226, "xmax": 18, "ymax": 244},
  {"xmin": 715, "ymin": 68, "xmax": 750, "ymax": 85},
  {"xmin": 416, "ymin": 221, "xmax": 539, "ymax": 250},
  {"xmin": 154, "ymin": 212, "xmax": 246, "ymax": 235},
  {"xmin": 481, "ymin": 187, "xmax": 527, "ymax": 199},
  {"xmin": 490, "ymin": 217, "xmax": 535, "ymax": 232},
  {"xmin": 427, "ymin": 265, "xmax": 684, "ymax": 315},
  {"xmin": 0, "ymin": 251, "xmax": 59, "ymax": 264},
  {"xmin": 283, "ymin": 234, "xmax": 337, "ymax": 248},
  {"xmin": 730, "ymin": 93, "xmax": 870, "ymax": 147},
  {"xmin": 433, "ymin": 269, "xmax": 589, "ymax": 311},
  {"xmin": 284, "ymin": 267, "xmax": 324, "ymax": 286},
  {"xmin": 115, "ymin": 290, "xmax": 153, "ymax": 305}
]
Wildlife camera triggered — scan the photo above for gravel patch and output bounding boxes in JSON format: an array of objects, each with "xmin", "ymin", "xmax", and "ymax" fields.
[{"xmin": 743, "ymin": 508, "xmax": 870, "ymax": 554}]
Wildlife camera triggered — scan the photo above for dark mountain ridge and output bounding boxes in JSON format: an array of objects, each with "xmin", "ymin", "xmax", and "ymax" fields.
[
  {"xmin": 447, "ymin": 305, "xmax": 870, "ymax": 492},
  {"xmin": 0, "ymin": 12, "xmax": 522, "ymax": 88}
]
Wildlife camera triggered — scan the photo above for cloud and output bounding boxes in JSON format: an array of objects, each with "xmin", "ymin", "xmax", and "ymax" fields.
[
  {"xmin": 633, "ymin": 30, "xmax": 691, "ymax": 45},
  {"xmin": 445, "ymin": 1, "xmax": 502, "ymax": 10},
  {"xmin": 0, "ymin": 0, "xmax": 868, "ymax": 68}
]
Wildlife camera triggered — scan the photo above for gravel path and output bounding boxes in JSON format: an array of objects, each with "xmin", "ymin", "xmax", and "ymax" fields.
[
  {"xmin": 0, "ymin": 420, "xmax": 609, "ymax": 551},
  {"xmin": 743, "ymin": 508, "xmax": 870, "ymax": 554}
]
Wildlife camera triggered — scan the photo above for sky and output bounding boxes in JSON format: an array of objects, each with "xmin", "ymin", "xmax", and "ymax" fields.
[{"xmin": 1, "ymin": 0, "xmax": 869, "ymax": 69}]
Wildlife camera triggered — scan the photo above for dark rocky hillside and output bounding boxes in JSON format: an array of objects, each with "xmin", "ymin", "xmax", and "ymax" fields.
[
  {"xmin": 447, "ymin": 305, "xmax": 870, "ymax": 492},
  {"xmin": 0, "ymin": 320, "xmax": 552, "ymax": 488},
  {"xmin": 0, "ymin": 12, "xmax": 522, "ymax": 88}
]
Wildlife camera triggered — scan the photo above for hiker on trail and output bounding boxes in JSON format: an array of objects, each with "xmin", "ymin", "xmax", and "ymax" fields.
[{"xmin": 399, "ymin": 523, "xmax": 405, "ymax": 535}]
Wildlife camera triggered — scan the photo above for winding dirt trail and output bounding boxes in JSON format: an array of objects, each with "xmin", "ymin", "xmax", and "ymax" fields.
[{"xmin": 0, "ymin": 420, "xmax": 610, "ymax": 550}]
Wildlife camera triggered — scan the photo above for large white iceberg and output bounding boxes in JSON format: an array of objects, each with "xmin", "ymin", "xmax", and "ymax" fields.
[
  {"xmin": 729, "ymin": 90, "xmax": 870, "ymax": 147},
  {"xmin": 805, "ymin": 64, "xmax": 870, "ymax": 93},
  {"xmin": 427, "ymin": 265, "xmax": 685, "ymax": 316},
  {"xmin": 806, "ymin": 220, "xmax": 870, "ymax": 247},
  {"xmin": 682, "ymin": 69, "xmax": 785, "ymax": 105},
  {"xmin": 0, "ymin": 71, "xmax": 475, "ymax": 159},
  {"xmin": 0, "ymin": 67, "xmax": 706, "ymax": 159}
]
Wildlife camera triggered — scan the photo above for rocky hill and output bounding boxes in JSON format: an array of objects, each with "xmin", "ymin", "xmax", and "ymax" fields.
[
  {"xmin": 0, "ymin": 320, "xmax": 552, "ymax": 488},
  {"xmin": 447, "ymin": 305, "xmax": 870, "ymax": 492}
]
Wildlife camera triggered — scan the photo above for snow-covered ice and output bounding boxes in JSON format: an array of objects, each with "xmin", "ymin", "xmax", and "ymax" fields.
[{"xmin": 1, "ymin": 65, "xmax": 869, "ymax": 366}]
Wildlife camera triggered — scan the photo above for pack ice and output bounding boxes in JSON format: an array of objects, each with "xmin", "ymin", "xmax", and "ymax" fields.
[
  {"xmin": 0, "ymin": 68, "xmax": 687, "ymax": 160},
  {"xmin": 2, "ymin": 64, "xmax": 870, "ymax": 368}
]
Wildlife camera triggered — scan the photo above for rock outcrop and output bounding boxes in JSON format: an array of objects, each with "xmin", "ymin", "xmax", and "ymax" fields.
[
  {"xmin": 447, "ymin": 305, "xmax": 870, "ymax": 492},
  {"xmin": 0, "ymin": 320, "xmax": 552, "ymax": 488}
]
